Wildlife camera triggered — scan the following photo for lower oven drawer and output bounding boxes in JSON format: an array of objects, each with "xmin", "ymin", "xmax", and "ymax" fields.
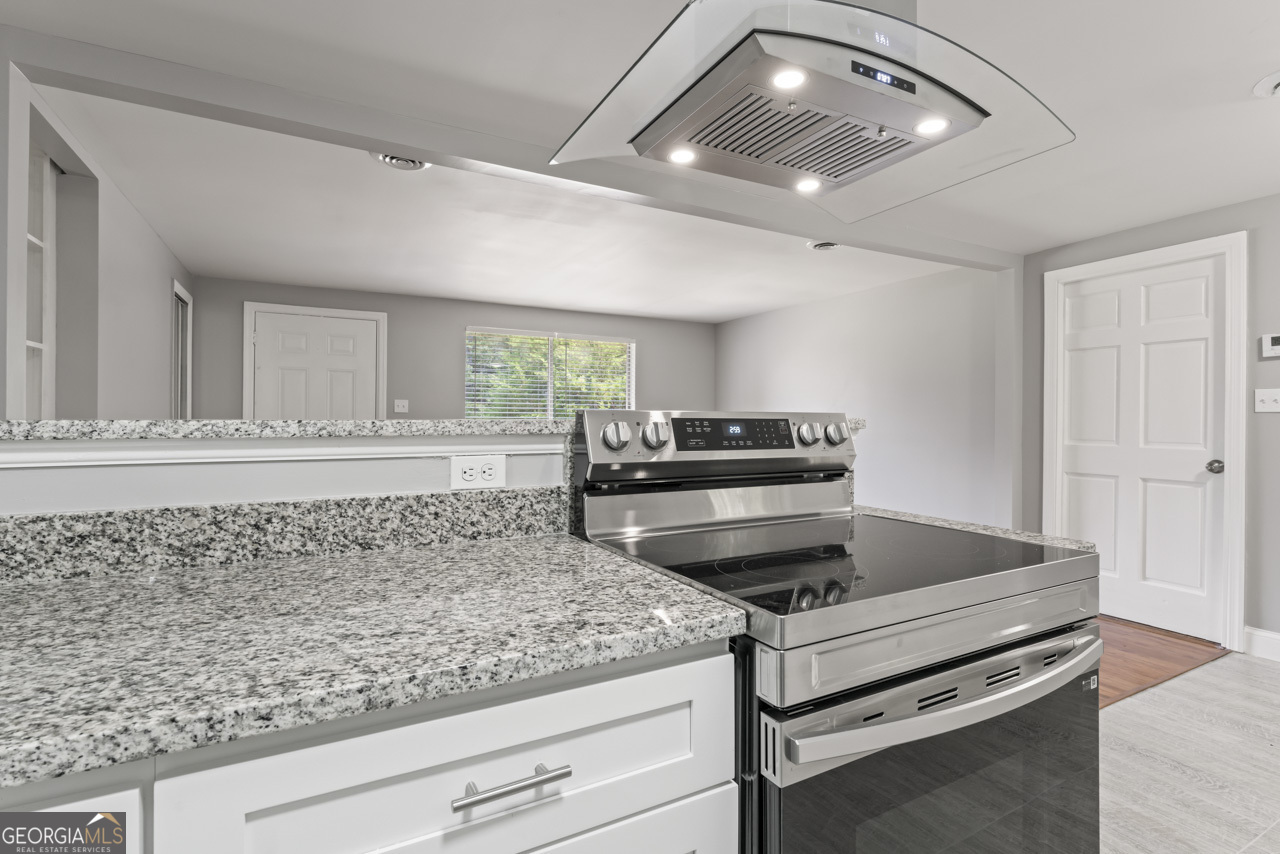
[
  {"xmin": 755, "ymin": 578, "xmax": 1098, "ymax": 707},
  {"xmin": 757, "ymin": 624, "xmax": 1102, "ymax": 854}
]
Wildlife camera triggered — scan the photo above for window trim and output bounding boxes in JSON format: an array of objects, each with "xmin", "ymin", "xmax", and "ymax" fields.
[{"xmin": 464, "ymin": 326, "xmax": 636, "ymax": 419}]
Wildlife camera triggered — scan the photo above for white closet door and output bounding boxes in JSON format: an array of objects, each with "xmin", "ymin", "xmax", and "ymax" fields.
[{"xmin": 251, "ymin": 311, "xmax": 378, "ymax": 419}]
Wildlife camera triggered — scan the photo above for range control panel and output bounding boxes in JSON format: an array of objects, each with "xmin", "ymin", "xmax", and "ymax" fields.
[
  {"xmin": 577, "ymin": 410, "xmax": 856, "ymax": 482},
  {"xmin": 673, "ymin": 417, "xmax": 796, "ymax": 451}
]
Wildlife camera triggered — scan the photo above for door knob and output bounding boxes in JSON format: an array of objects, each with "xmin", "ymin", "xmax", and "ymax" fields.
[{"xmin": 1206, "ymin": 459, "xmax": 1225, "ymax": 474}]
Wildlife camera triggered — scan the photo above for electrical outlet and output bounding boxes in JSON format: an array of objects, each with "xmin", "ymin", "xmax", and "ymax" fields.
[
  {"xmin": 394, "ymin": 399, "xmax": 409, "ymax": 414},
  {"xmin": 450, "ymin": 455, "xmax": 507, "ymax": 489},
  {"xmin": 1256, "ymin": 389, "xmax": 1280, "ymax": 413}
]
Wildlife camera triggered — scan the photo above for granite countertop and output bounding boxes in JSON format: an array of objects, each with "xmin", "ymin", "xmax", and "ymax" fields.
[
  {"xmin": 0, "ymin": 535, "xmax": 745, "ymax": 788},
  {"xmin": 0, "ymin": 416, "xmax": 866, "ymax": 442},
  {"xmin": 0, "ymin": 418, "xmax": 577, "ymax": 441},
  {"xmin": 854, "ymin": 505, "xmax": 1097, "ymax": 552}
]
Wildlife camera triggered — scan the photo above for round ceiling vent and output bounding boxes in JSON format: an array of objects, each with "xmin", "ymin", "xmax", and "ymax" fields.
[
  {"xmin": 807, "ymin": 240, "xmax": 839, "ymax": 251},
  {"xmin": 370, "ymin": 152, "xmax": 431, "ymax": 171}
]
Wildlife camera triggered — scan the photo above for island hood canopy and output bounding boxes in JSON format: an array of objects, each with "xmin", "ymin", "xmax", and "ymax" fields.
[{"xmin": 551, "ymin": 0, "xmax": 1074, "ymax": 224}]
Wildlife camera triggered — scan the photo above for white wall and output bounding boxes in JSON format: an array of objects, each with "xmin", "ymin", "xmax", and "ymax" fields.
[
  {"xmin": 191, "ymin": 277, "xmax": 717, "ymax": 420},
  {"xmin": 96, "ymin": 178, "xmax": 190, "ymax": 418},
  {"xmin": 716, "ymin": 267, "xmax": 1009, "ymax": 526}
]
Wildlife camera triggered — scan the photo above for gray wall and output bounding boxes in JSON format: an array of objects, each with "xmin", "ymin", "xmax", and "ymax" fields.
[
  {"xmin": 1023, "ymin": 193, "xmax": 1280, "ymax": 631},
  {"xmin": 190, "ymin": 277, "xmax": 717, "ymax": 419},
  {"xmin": 53, "ymin": 174, "xmax": 98, "ymax": 419},
  {"xmin": 716, "ymin": 267, "xmax": 1010, "ymax": 526},
  {"xmin": 95, "ymin": 179, "xmax": 190, "ymax": 419}
]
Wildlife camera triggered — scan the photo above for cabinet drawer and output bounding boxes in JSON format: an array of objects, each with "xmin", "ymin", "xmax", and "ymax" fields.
[
  {"xmin": 155, "ymin": 652, "xmax": 733, "ymax": 853},
  {"xmin": 529, "ymin": 783, "xmax": 737, "ymax": 854}
]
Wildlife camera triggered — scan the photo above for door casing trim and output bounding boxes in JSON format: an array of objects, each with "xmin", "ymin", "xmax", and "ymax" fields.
[{"xmin": 1042, "ymin": 231, "xmax": 1248, "ymax": 650}]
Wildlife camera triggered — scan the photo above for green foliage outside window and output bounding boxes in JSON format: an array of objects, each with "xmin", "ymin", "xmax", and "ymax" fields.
[{"xmin": 466, "ymin": 330, "xmax": 633, "ymax": 419}]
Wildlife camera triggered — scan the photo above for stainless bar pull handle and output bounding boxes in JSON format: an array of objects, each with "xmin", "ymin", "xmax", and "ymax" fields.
[
  {"xmin": 786, "ymin": 638, "xmax": 1104, "ymax": 766},
  {"xmin": 450, "ymin": 763, "xmax": 573, "ymax": 812}
]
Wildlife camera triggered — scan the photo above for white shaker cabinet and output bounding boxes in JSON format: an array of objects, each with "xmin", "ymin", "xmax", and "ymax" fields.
[{"xmin": 154, "ymin": 652, "xmax": 736, "ymax": 853}]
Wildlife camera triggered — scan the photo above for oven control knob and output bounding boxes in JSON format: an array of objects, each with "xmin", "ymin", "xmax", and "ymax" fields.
[
  {"xmin": 642, "ymin": 422, "xmax": 670, "ymax": 450},
  {"xmin": 825, "ymin": 421, "xmax": 850, "ymax": 445},
  {"xmin": 601, "ymin": 421, "xmax": 632, "ymax": 451},
  {"xmin": 797, "ymin": 422, "xmax": 822, "ymax": 446}
]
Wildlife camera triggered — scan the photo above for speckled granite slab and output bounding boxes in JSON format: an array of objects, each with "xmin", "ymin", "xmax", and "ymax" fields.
[
  {"xmin": 855, "ymin": 505, "xmax": 1096, "ymax": 551},
  {"xmin": 0, "ymin": 418, "xmax": 576, "ymax": 441},
  {"xmin": 1, "ymin": 486, "xmax": 568, "ymax": 580},
  {"xmin": 0, "ymin": 535, "xmax": 746, "ymax": 787},
  {"xmin": 0, "ymin": 416, "xmax": 860, "ymax": 442}
]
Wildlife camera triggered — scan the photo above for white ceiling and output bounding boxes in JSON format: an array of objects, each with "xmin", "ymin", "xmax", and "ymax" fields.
[
  {"xmin": 38, "ymin": 87, "xmax": 954, "ymax": 323},
  {"xmin": 5, "ymin": 0, "xmax": 1280, "ymax": 256}
]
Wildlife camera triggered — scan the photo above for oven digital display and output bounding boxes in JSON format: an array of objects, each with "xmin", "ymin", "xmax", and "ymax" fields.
[{"xmin": 673, "ymin": 418, "xmax": 795, "ymax": 451}]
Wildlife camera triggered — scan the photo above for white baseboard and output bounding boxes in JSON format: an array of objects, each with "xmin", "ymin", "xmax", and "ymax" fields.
[{"xmin": 1243, "ymin": 627, "xmax": 1280, "ymax": 662}]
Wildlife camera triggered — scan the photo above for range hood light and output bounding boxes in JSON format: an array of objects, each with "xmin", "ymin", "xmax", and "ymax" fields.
[
  {"xmin": 913, "ymin": 118, "xmax": 951, "ymax": 136},
  {"xmin": 668, "ymin": 148, "xmax": 697, "ymax": 164},
  {"xmin": 796, "ymin": 178, "xmax": 822, "ymax": 193},
  {"xmin": 771, "ymin": 69, "xmax": 807, "ymax": 90}
]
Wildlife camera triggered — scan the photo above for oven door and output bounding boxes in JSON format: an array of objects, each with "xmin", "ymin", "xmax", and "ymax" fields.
[{"xmin": 757, "ymin": 624, "xmax": 1101, "ymax": 854}]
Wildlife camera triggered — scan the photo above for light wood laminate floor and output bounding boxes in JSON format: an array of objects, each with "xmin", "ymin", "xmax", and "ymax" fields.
[{"xmin": 1101, "ymin": 654, "xmax": 1280, "ymax": 853}]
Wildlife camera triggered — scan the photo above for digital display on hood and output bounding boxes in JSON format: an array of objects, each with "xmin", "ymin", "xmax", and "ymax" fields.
[{"xmin": 852, "ymin": 62, "xmax": 917, "ymax": 95}]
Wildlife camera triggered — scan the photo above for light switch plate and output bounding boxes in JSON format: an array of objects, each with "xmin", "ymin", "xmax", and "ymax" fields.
[
  {"xmin": 450, "ymin": 455, "xmax": 507, "ymax": 489},
  {"xmin": 1256, "ymin": 389, "xmax": 1280, "ymax": 413},
  {"xmin": 394, "ymin": 399, "xmax": 409, "ymax": 413}
]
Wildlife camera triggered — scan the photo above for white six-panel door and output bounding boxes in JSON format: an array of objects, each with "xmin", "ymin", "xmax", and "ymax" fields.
[
  {"xmin": 245, "ymin": 305, "xmax": 385, "ymax": 420},
  {"xmin": 1044, "ymin": 238, "xmax": 1245, "ymax": 643}
]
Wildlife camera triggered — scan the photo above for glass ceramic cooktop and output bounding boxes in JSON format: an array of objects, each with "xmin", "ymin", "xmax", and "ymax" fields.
[{"xmin": 642, "ymin": 515, "xmax": 1085, "ymax": 617}]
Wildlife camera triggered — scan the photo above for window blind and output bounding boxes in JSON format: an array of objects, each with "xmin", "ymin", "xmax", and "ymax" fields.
[{"xmin": 465, "ymin": 328, "xmax": 634, "ymax": 419}]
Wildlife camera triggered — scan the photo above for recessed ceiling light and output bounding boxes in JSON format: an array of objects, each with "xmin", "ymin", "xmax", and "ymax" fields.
[
  {"xmin": 370, "ymin": 152, "xmax": 431, "ymax": 171},
  {"xmin": 807, "ymin": 240, "xmax": 839, "ymax": 251},
  {"xmin": 771, "ymin": 69, "xmax": 808, "ymax": 90},
  {"xmin": 668, "ymin": 148, "xmax": 697, "ymax": 164},
  {"xmin": 796, "ymin": 178, "xmax": 822, "ymax": 193},
  {"xmin": 913, "ymin": 118, "xmax": 950, "ymax": 136}
]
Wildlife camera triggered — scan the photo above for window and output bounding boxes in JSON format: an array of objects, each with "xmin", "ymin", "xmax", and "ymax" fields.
[{"xmin": 465, "ymin": 327, "xmax": 634, "ymax": 419}]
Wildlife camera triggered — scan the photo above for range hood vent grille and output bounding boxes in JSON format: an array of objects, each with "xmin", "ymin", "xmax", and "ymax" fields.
[
  {"xmin": 776, "ymin": 120, "xmax": 914, "ymax": 181},
  {"xmin": 691, "ymin": 91, "xmax": 831, "ymax": 160}
]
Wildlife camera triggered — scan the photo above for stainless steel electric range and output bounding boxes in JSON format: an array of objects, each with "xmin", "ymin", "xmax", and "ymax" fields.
[{"xmin": 575, "ymin": 410, "xmax": 1102, "ymax": 854}]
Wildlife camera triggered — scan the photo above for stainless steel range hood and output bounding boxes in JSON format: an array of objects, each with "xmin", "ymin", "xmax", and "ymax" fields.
[
  {"xmin": 551, "ymin": 0, "xmax": 1073, "ymax": 224},
  {"xmin": 629, "ymin": 32, "xmax": 987, "ymax": 196}
]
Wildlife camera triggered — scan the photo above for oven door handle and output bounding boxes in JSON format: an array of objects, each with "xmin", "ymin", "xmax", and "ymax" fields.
[{"xmin": 786, "ymin": 637, "xmax": 1103, "ymax": 766}]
